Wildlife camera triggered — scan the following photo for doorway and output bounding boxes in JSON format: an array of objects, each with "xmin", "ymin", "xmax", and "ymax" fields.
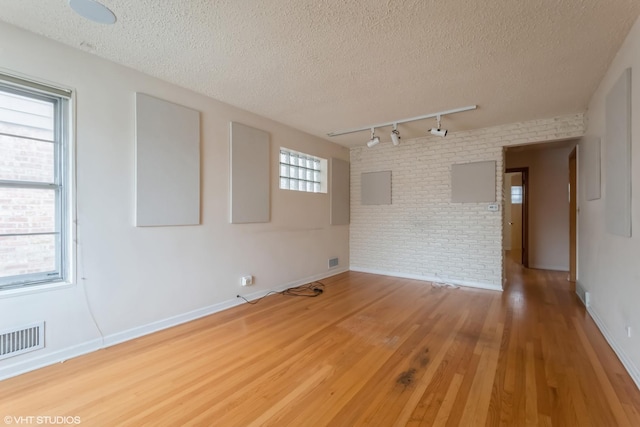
[{"xmin": 505, "ymin": 168, "xmax": 529, "ymax": 267}]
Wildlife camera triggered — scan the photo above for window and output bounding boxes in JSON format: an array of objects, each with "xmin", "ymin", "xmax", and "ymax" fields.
[
  {"xmin": 279, "ymin": 148, "xmax": 327, "ymax": 193},
  {"xmin": 0, "ymin": 74, "xmax": 71, "ymax": 290},
  {"xmin": 511, "ymin": 185, "xmax": 523, "ymax": 204}
]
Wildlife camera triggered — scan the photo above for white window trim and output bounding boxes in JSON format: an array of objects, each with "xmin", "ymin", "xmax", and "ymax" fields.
[{"xmin": 0, "ymin": 71, "xmax": 76, "ymax": 294}]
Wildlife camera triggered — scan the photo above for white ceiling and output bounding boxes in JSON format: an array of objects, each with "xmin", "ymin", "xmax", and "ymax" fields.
[{"xmin": 1, "ymin": 0, "xmax": 639, "ymax": 147}]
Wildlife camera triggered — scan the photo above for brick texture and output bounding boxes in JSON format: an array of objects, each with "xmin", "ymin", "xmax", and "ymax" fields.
[
  {"xmin": 0, "ymin": 103, "xmax": 57, "ymax": 278},
  {"xmin": 349, "ymin": 114, "xmax": 585, "ymax": 289}
]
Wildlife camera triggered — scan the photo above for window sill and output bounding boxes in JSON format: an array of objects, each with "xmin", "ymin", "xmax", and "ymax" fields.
[{"xmin": 0, "ymin": 281, "xmax": 75, "ymax": 299}]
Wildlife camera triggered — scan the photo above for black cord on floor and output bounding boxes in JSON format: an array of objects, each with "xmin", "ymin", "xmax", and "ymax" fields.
[{"xmin": 237, "ymin": 281, "xmax": 326, "ymax": 305}]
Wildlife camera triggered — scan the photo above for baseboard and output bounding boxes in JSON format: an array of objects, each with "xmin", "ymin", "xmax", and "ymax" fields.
[
  {"xmin": 0, "ymin": 268, "xmax": 349, "ymax": 381},
  {"xmin": 105, "ymin": 267, "xmax": 348, "ymax": 346},
  {"xmin": 587, "ymin": 306, "xmax": 640, "ymax": 391},
  {"xmin": 102, "ymin": 298, "xmax": 245, "ymax": 348},
  {"xmin": 349, "ymin": 266, "xmax": 502, "ymax": 292},
  {"xmin": 0, "ymin": 338, "xmax": 103, "ymax": 382},
  {"xmin": 529, "ymin": 264, "xmax": 569, "ymax": 272}
]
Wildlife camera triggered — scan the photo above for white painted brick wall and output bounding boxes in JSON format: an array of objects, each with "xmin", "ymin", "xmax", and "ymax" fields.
[{"xmin": 350, "ymin": 114, "xmax": 585, "ymax": 289}]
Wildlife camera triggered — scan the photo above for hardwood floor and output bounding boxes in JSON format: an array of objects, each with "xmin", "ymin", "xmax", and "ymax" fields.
[{"xmin": 2, "ymin": 262, "xmax": 640, "ymax": 426}]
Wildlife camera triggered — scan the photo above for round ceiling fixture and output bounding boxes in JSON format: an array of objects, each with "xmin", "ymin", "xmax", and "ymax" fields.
[{"xmin": 69, "ymin": 0, "xmax": 117, "ymax": 25}]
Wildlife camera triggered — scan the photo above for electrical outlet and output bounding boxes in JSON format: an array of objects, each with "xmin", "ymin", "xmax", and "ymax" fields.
[
  {"xmin": 627, "ymin": 326, "xmax": 632, "ymax": 338},
  {"xmin": 241, "ymin": 275, "xmax": 253, "ymax": 286}
]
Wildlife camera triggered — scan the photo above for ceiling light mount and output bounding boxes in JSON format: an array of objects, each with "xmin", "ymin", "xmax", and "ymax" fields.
[
  {"xmin": 327, "ymin": 105, "xmax": 476, "ymax": 146},
  {"xmin": 69, "ymin": 0, "xmax": 117, "ymax": 25}
]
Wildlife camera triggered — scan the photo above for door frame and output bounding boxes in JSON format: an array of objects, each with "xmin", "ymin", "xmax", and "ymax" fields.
[
  {"xmin": 505, "ymin": 167, "xmax": 529, "ymax": 268},
  {"xmin": 569, "ymin": 147, "xmax": 577, "ymax": 282}
]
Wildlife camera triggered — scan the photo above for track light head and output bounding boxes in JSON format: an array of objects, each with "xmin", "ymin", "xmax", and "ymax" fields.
[
  {"xmin": 391, "ymin": 124, "xmax": 401, "ymax": 146},
  {"xmin": 367, "ymin": 128, "xmax": 380, "ymax": 147},
  {"xmin": 429, "ymin": 115, "xmax": 448, "ymax": 137},
  {"xmin": 429, "ymin": 128, "xmax": 448, "ymax": 137},
  {"xmin": 391, "ymin": 130, "xmax": 400, "ymax": 145}
]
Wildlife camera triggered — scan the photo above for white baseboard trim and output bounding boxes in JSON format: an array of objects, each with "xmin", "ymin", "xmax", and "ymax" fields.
[
  {"xmin": 587, "ymin": 306, "xmax": 640, "ymax": 391},
  {"xmin": 529, "ymin": 264, "xmax": 569, "ymax": 272},
  {"xmin": 102, "ymin": 298, "xmax": 245, "ymax": 348},
  {"xmin": 0, "ymin": 338, "xmax": 103, "ymax": 382},
  {"xmin": 349, "ymin": 266, "xmax": 503, "ymax": 292},
  {"xmin": 0, "ymin": 268, "xmax": 349, "ymax": 382}
]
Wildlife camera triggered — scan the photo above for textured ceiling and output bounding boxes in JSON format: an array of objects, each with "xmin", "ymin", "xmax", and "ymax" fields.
[{"xmin": 1, "ymin": 0, "xmax": 639, "ymax": 147}]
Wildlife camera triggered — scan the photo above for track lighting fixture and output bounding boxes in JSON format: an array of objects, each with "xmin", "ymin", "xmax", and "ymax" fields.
[
  {"xmin": 367, "ymin": 128, "xmax": 380, "ymax": 147},
  {"xmin": 327, "ymin": 105, "xmax": 476, "ymax": 145},
  {"xmin": 429, "ymin": 115, "xmax": 448, "ymax": 137},
  {"xmin": 390, "ymin": 124, "xmax": 401, "ymax": 146}
]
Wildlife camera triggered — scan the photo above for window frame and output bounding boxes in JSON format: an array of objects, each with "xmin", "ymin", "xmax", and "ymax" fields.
[{"xmin": 0, "ymin": 74, "xmax": 72, "ymax": 291}]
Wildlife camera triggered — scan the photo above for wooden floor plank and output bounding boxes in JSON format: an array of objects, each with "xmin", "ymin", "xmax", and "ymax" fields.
[{"xmin": 1, "ymin": 262, "xmax": 640, "ymax": 426}]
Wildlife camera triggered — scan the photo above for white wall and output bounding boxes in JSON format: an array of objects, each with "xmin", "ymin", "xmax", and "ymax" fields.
[
  {"xmin": 350, "ymin": 115, "xmax": 584, "ymax": 290},
  {"xmin": 506, "ymin": 144, "xmax": 576, "ymax": 271},
  {"xmin": 0, "ymin": 23, "xmax": 349, "ymax": 379},
  {"xmin": 579, "ymin": 15, "xmax": 640, "ymax": 388}
]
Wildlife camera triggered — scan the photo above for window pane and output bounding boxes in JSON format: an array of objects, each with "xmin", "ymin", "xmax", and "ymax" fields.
[
  {"xmin": 0, "ymin": 134, "xmax": 55, "ymax": 183},
  {"xmin": 511, "ymin": 186, "xmax": 523, "ymax": 204},
  {"xmin": 0, "ymin": 234, "xmax": 57, "ymax": 278},
  {"xmin": 279, "ymin": 148, "xmax": 325, "ymax": 193},
  {"xmin": 0, "ymin": 91, "xmax": 54, "ymax": 141},
  {"xmin": 0, "ymin": 187, "xmax": 56, "ymax": 234},
  {"xmin": 280, "ymin": 151, "xmax": 288, "ymax": 163}
]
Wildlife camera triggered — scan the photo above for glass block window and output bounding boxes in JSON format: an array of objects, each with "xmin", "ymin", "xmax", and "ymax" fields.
[{"xmin": 279, "ymin": 148, "xmax": 325, "ymax": 193}]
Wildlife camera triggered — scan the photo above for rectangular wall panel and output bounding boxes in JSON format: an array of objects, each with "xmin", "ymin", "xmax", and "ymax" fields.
[
  {"xmin": 135, "ymin": 93, "xmax": 200, "ymax": 226},
  {"xmin": 605, "ymin": 68, "xmax": 632, "ymax": 237},
  {"xmin": 330, "ymin": 158, "xmax": 350, "ymax": 225},
  {"xmin": 451, "ymin": 160, "xmax": 496, "ymax": 202},
  {"xmin": 230, "ymin": 122, "xmax": 270, "ymax": 223},
  {"xmin": 361, "ymin": 171, "xmax": 392, "ymax": 205},
  {"xmin": 584, "ymin": 137, "xmax": 602, "ymax": 201}
]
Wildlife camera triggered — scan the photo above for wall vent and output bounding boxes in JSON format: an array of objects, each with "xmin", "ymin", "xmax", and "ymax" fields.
[
  {"xmin": 328, "ymin": 257, "xmax": 339, "ymax": 269},
  {"xmin": 0, "ymin": 322, "xmax": 45, "ymax": 361},
  {"xmin": 576, "ymin": 284, "xmax": 590, "ymax": 308}
]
